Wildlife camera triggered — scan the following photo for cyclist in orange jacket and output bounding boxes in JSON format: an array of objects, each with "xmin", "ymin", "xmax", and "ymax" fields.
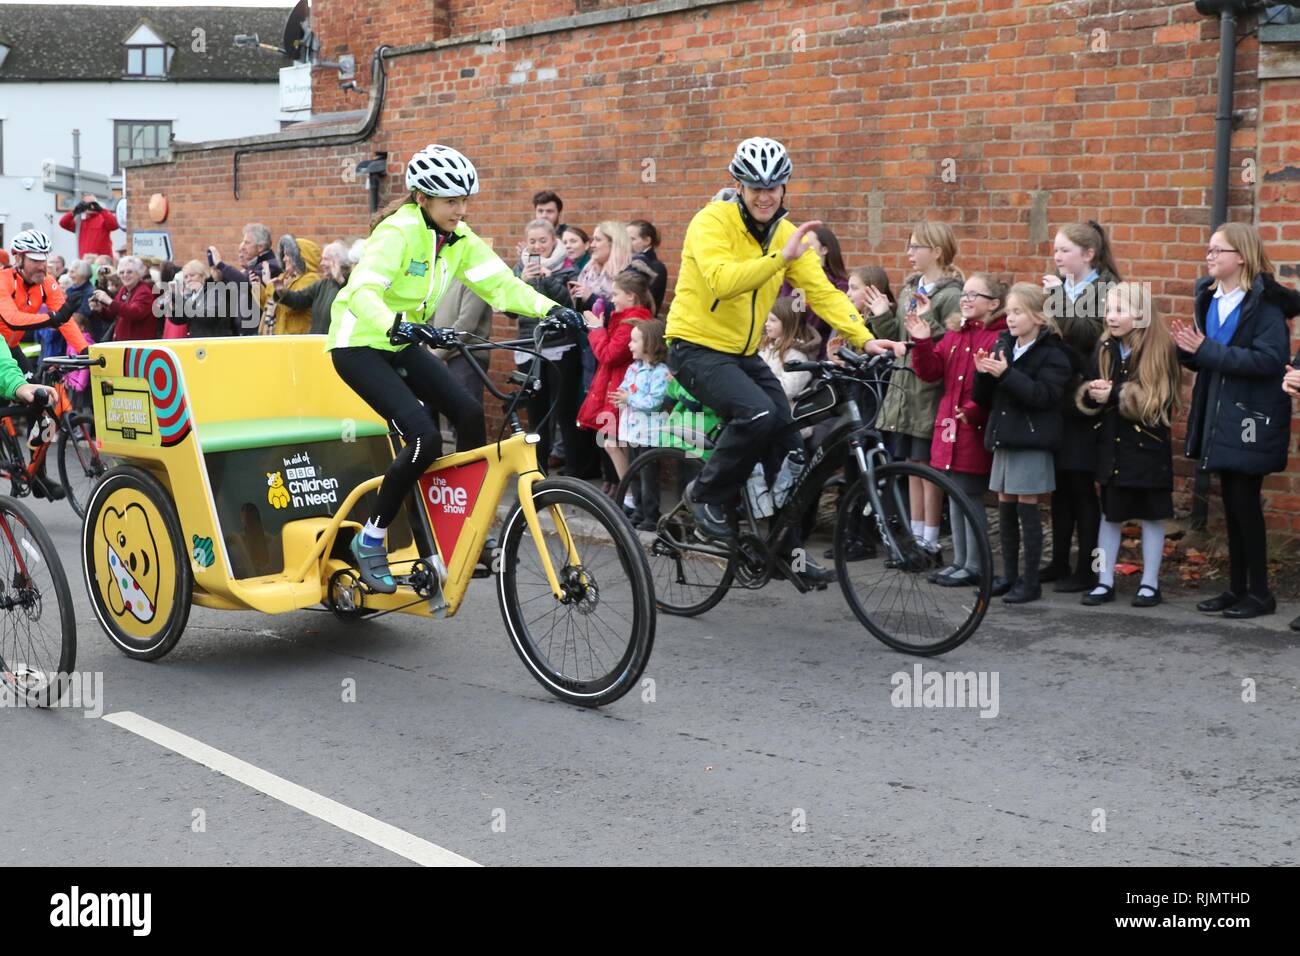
[{"xmin": 0, "ymin": 230, "xmax": 90, "ymax": 499}]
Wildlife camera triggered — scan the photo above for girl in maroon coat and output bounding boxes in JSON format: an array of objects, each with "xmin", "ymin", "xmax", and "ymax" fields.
[
  {"xmin": 907, "ymin": 272, "xmax": 1007, "ymax": 587},
  {"xmin": 90, "ymin": 256, "xmax": 159, "ymax": 341},
  {"xmin": 577, "ymin": 271, "xmax": 654, "ymax": 489}
]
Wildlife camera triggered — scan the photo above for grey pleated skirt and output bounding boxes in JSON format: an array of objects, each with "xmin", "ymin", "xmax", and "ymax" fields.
[{"xmin": 988, "ymin": 448, "xmax": 1055, "ymax": 496}]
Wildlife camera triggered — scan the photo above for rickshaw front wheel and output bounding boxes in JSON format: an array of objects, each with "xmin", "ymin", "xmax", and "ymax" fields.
[{"xmin": 82, "ymin": 465, "xmax": 193, "ymax": 661}]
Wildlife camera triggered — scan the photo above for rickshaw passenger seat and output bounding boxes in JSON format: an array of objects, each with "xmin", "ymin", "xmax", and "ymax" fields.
[{"xmin": 199, "ymin": 417, "xmax": 390, "ymax": 454}]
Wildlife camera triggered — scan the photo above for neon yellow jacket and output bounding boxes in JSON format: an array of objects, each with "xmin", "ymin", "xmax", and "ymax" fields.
[
  {"xmin": 665, "ymin": 198, "xmax": 873, "ymax": 356},
  {"xmin": 328, "ymin": 203, "xmax": 557, "ymax": 351}
]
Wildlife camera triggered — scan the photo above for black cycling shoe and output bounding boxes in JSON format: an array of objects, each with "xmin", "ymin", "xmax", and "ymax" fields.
[
  {"xmin": 797, "ymin": 557, "xmax": 836, "ymax": 588},
  {"xmin": 31, "ymin": 475, "xmax": 66, "ymax": 501},
  {"xmin": 684, "ymin": 480, "xmax": 734, "ymax": 541},
  {"xmin": 349, "ymin": 535, "xmax": 397, "ymax": 594}
]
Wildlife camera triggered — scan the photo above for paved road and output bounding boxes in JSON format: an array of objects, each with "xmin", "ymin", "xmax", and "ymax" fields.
[{"xmin": 4, "ymin": 496, "xmax": 1298, "ymax": 866}]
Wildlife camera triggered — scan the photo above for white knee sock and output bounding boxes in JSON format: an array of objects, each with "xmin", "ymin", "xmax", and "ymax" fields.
[
  {"xmin": 1140, "ymin": 520, "xmax": 1165, "ymax": 591},
  {"xmin": 1096, "ymin": 519, "xmax": 1122, "ymax": 588}
]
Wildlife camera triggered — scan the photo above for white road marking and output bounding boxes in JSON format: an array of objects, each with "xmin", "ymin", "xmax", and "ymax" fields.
[{"xmin": 102, "ymin": 711, "xmax": 479, "ymax": 867}]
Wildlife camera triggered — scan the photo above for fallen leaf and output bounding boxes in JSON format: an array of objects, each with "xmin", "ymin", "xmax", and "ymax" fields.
[{"xmin": 1114, "ymin": 563, "xmax": 1140, "ymax": 576}]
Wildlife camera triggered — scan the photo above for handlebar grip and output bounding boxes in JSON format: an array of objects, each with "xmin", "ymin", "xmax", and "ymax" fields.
[{"xmin": 783, "ymin": 360, "xmax": 822, "ymax": 373}]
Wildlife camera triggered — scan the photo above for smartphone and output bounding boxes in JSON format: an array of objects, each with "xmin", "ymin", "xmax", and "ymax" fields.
[
  {"xmin": 206, "ymin": 249, "xmax": 215, "ymax": 267},
  {"xmin": 529, "ymin": 254, "xmax": 541, "ymax": 268},
  {"xmin": 593, "ymin": 298, "xmax": 606, "ymax": 318}
]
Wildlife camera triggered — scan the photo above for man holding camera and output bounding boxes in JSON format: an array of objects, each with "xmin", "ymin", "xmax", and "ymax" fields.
[{"xmin": 58, "ymin": 193, "xmax": 120, "ymax": 258}]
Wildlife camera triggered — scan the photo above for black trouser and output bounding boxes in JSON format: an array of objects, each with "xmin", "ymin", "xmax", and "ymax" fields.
[
  {"xmin": 332, "ymin": 345, "xmax": 485, "ymax": 528},
  {"xmin": 1219, "ymin": 471, "xmax": 1269, "ymax": 598},
  {"xmin": 667, "ymin": 341, "xmax": 800, "ymax": 505},
  {"xmin": 525, "ymin": 347, "xmax": 597, "ymax": 478},
  {"xmin": 1047, "ymin": 469, "xmax": 1099, "ymax": 579}
]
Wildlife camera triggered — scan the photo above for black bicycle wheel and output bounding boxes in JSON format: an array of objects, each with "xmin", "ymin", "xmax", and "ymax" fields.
[
  {"xmin": 613, "ymin": 446, "xmax": 736, "ymax": 617},
  {"xmin": 58, "ymin": 415, "xmax": 110, "ymax": 519},
  {"xmin": 835, "ymin": 462, "xmax": 992, "ymax": 655},
  {"xmin": 0, "ymin": 496, "xmax": 76, "ymax": 707},
  {"xmin": 498, "ymin": 476, "xmax": 655, "ymax": 707}
]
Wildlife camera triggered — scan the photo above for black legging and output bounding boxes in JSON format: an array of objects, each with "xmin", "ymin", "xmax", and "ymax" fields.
[
  {"xmin": 1219, "ymin": 471, "xmax": 1269, "ymax": 598},
  {"xmin": 332, "ymin": 344, "xmax": 485, "ymax": 528},
  {"xmin": 1047, "ymin": 469, "xmax": 1099, "ymax": 579},
  {"xmin": 525, "ymin": 347, "xmax": 598, "ymax": 478}
]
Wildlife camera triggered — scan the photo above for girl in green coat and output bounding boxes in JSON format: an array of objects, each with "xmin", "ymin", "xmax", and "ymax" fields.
[{"xmin": 861, "ymin": 221, "xmax": 964, "ymax": 559}]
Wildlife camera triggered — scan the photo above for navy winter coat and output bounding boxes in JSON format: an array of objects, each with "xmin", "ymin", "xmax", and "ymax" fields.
[{"xmin": 1180, "ymin": 273, "xmax": 1300, "ymax": 475}]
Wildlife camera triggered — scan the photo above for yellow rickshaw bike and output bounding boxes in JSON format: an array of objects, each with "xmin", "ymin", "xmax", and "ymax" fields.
[{"xmin": 73, "ymin": 319, "xmax": 655, "ymax": 707}]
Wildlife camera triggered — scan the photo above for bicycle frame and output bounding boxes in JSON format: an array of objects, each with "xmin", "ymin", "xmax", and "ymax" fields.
[{"xmin": 730, "ymin": 372, "xmax": 916, "ymax": 581}]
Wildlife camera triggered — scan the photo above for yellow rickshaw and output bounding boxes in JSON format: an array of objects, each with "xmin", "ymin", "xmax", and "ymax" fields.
[{"xmin": 76, "ymin": 320, "xmax": 654, "ymax": 707}]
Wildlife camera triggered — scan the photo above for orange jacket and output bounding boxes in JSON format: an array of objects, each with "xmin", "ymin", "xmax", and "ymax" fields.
[{"xmin": 0, "ymin": 267, "xmax": 89, "ymax": 352}]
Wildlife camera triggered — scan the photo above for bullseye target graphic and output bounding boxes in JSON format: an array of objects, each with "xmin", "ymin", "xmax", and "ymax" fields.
[{"xmin": 125, "ymin": 348, "xmax": 192, "ymax": 446}]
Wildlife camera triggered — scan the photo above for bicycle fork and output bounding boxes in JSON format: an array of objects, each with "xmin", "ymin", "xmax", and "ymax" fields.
[{"xmin": 851, "ymin": 441, "xmax": 913, "ymax": 565}]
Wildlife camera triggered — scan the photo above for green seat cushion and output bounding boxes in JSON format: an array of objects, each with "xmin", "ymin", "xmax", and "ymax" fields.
[{"xmin": 200, "ymin": 417, "xmax": 389, "ymax": 454}]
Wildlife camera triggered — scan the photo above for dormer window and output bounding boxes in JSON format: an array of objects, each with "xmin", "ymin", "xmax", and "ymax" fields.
[{"xmin": 123, "ymin": 22, "xmax": 173, "ymax": 78}]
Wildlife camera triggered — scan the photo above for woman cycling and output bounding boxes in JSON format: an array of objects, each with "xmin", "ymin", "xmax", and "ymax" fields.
[{"xmin": 328, "ymin": 144, "xmax": 577, "ymax": 593}]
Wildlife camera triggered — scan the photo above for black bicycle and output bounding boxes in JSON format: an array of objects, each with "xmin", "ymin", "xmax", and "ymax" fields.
[
  {"xmin": 0, "ymin": 355, "xmax": 110, "ymax": 518},
  {"xmin": 614, "ymin": 348, "xmax": 993, "ymax": 655}
]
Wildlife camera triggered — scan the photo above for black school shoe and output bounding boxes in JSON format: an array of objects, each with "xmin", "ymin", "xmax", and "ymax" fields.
[
  {"xmin": 1222, "ymin": 594, "xmax": 1276, "ymax": 619},
  {"xmin": 1131, "ymin": 586, "xmax": 1161, "ymax": 608},
  {"xmin": 1080, "ymin": 585, "xmax": 1115, "ymax": 606},
  {"xmin": 1053, "ymin": 572, "xmax": 1096, "ymax": 594},
  {"xmin": 990, "ymin": 575, "xmax": 1015, "ymax": 597},
  {"xmin": 1196, "ymin": 591, "xmax": 1240, "ymax": 613},
  {"xmin": 1002, "ymin": 579, "xmax": 1042, "ymax": 604}
]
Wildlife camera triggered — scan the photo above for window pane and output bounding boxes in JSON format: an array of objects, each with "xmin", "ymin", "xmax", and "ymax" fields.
[
  {"xmin": 145, "ymin": 47, "xmax": 163, "ymax": 75},
  {"xmin": 140, "ymin": 125, "xmax": 155, "ymax": 151},
  {"xmin": 157, "ymin": 124, "xmax": 171, "ymax": 155},
  {"xmin": 117, "ymin": 123, "xmax": 129, "ymax": 147},
  {"xmin": 127, "ymin": 48, "xmax": 142, "ymax": 74}
]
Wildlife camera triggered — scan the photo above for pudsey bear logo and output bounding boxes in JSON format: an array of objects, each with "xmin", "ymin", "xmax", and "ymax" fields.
[
  {"xmin": 267, "ymin": 471, "xmax": 290, "ymax": 509},
  {"xmin": 102, "ymin": 503, "xmax": 161, "ymax": 623}
]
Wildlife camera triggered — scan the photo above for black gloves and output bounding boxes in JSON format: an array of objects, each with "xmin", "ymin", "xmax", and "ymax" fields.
[{"xmin": 545, "ymin": 305, "xmax": 584, "ymax": 331}]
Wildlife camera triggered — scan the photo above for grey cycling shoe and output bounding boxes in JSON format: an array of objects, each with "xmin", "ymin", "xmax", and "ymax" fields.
[
  {"xmin": 683, "ymin": 480, "xmax": 734, "ymax": 541},
  {"xmin": 349, "ymin": 535, "xmax": 396, "ymax": 594}
]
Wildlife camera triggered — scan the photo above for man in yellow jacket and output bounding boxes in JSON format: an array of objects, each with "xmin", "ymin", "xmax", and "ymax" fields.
[{"xmin": 666, "ymin": 137, "xmax": 897, "ymax": 551}]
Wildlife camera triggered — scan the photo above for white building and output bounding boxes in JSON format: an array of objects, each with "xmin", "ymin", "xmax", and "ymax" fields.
[{"xmin": 0, "ymin": 3, "xmax": 300, "ymax": 261}]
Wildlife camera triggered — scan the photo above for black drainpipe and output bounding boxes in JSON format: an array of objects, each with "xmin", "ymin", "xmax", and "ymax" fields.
[{"xmin": 1190, "ymin": 0, "xmax": 1261, "ymax": 529}]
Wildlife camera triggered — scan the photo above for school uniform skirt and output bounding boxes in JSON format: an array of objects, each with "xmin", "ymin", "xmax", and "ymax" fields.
[
  {"xmin": 1099, "ymin": 484, "xmax": 1174, "ymax": 522},
  {"xmin": 988, "ymin": 448, "xmax": 1055, "ymax": 496}
]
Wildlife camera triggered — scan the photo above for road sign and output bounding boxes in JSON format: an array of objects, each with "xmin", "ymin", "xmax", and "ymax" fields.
[
  {"xmin": 132, "ymin": 231, "xmax": 173, "ymax": 261},
  {"xmin": 41, "ymin": 160, "xmax": 114, "ymax": 200}
]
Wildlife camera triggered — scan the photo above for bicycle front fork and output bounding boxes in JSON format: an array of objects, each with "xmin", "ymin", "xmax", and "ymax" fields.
[{"xmin": 852, "ymin": 440, "xmax": 913, "ymax": 564}]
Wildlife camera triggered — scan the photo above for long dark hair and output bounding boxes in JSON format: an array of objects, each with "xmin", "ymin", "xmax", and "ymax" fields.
[
  {"xmin": 813, "ymin": 224, "xmax": 848, "ymax": 283},
  {"xmin": 371, "ymin": 189, "xmax": 421, "ymax": 233}
]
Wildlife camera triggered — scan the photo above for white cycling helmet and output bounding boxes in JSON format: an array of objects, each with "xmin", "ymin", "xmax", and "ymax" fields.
[
  {"xmin": 728, "ymin": 137, "xmax": 792, "ymax": 189},
  {"xmin": 10, "ymin": 228, "xmax": 52, "ymax": 260},
  {"xmin": 406, "ymin": 144, "xmax": 480, "ymax": 197}
]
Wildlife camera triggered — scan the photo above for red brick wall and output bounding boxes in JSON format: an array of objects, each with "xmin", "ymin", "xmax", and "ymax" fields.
[{"xmin": 128, "ymin": 0, "xmax": 1300, "ymax": 528}]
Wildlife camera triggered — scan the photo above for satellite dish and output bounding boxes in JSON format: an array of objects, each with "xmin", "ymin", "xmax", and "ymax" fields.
[{"xmin": 282, "ymin": 0, "xmax": 313, "ymax": 62}]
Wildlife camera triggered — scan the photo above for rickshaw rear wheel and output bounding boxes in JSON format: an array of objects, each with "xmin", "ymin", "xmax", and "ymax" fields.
[{"xmin": 82, "ymin": 465, "xmax": 193, "ymax": 661}]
